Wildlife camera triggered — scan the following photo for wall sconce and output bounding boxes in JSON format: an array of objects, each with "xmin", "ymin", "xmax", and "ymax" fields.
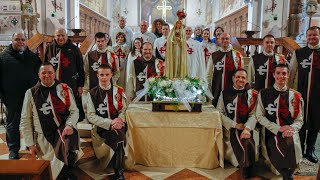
[
  {"xmin": 306, "ymin": 0, "xmax": 318, "ymax": 27},
  {"xmin": 123, "ymin": 7, "xmax": 129, "ymax": 16},
  {"xmin": 196, "ymin": 0, "xmax": 202, "ymax": 17}
]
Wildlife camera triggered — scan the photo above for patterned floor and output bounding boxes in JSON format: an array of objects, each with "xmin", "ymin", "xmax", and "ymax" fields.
[{"xmin": 0, "ymin": 125, "xmax": 318, "ymax": 180}]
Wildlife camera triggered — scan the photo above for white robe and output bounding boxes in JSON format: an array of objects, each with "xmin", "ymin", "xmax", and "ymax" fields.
[
  {"xmin": 132, "ymin": 31, "xmax": 157, "ymax": 45},
  {"xmin": 200, "ymin": 41, "xmax": 217, "ymax": 72},
  {"xmin": 113, "ymin": 43, "xmax": 130, "ymax": 89},
  {"xmin": 186, "ymin": 38, "xmax": 206, "ymax": 80},
  {"xmin": 153, "ymin": 36, "xmax": 167, "ymax": 60}
]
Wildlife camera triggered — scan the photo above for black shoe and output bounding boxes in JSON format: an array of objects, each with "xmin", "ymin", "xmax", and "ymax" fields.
[
  {"xmin": 304, "ymin": 147, "xmax": 318, "ymax": 163},
  {"xmin": 242, "ymin": 167, "xmax": 251, "ymax": 179},
  {"xmin": 114, "ymin": 169, "xmax": 125, "ymax": 180},
  {"xmin": 9, "ymin": 151, "xmax": 19, "ymax": 159},
  {"xmin": 283, "ymin": 175, "xmax": 293, "ymax": 180}
]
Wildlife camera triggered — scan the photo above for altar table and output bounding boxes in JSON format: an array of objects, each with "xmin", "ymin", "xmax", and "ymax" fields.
[{"xmin": 125, "ymin": 103, "xmax": 224, "ymax": 169}]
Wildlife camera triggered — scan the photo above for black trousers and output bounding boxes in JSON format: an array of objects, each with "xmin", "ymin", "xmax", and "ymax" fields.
[
  {"xmin": 5, "ymin": 104, "xmax": 22, "ymax": 152},
  {"xmin": 74, "ymin": 95, "xmax": 85, "ymax": 122},
  {"xmin": 300, "ymin": 122, "xmax": 319, "ymax": 152}
]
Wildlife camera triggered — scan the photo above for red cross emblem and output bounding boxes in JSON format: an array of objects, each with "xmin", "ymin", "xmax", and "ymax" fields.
[
  {"xmin": 204, "ymin": 48, "xmax": 211, "ymax": 63},
  {"xmin": 115, "ymin": 48, "xmax": 126, "ymax": 59},
  {"xmin": 159, "ymin": 42, "xmax": 166, "ymax": 54},
  {"xmin": 187, "ymin": 44, "xmax": 194, "ymax": 54}
]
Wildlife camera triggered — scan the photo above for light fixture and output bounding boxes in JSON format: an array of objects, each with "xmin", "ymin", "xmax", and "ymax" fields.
[{"xmin": 306, "ymin": 0, "xmax": 318, "ymax": 27}]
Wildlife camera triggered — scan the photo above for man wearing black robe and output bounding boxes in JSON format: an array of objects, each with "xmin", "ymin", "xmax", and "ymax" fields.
[
  {"xmin": 45, "ymin": 28, "xmax": 85, "ymax": 121},
  {"xmin": 256, "ymin": 64, "xmax": 303, "ymax": 180},
  {"xmin": 217, "ymin": 69, "xmax": 258, "ymax": 178},
  {"xmin": 289, "ymin": 26, "xmax": 320, "ymax": 163}
]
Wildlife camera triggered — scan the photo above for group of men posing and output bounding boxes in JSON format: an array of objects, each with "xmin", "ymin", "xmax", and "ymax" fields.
[{"xmin": 0, "ymin": 17, "xmax": 319, "ymax": 180}]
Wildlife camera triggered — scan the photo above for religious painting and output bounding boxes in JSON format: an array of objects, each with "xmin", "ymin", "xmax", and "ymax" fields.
[
  {"xmin": 140, "ymin": 0, "xmax": 186, "ymax": 25},
  {"xmin": 219, "ymin": 0, "xmax": 246, "ymax": 17},
  {"xmin": 80, "ymin": 0, "xmax": 107, "ymax": 17}
]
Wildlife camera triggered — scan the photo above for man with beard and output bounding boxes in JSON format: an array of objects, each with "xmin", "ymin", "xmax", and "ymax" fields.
[
  {"xmin": 20, "ymin": 62, "xmax": 82, "ymax": 179},
  {"xmin": 207, "ymin": 32, "xmax": 243, "ymax": 107},
  {"xmin": 45, "ymin": 28, "xmax": 85, "ymax": 122},
  {"xmin": 126, "ymin": 42, "xmax": 164, "ymax": 101},
  {"xmin": 248, "ymin": 34, "xmax": 287, "ymax": 91},
  {"xmin": 0, "ymin": 32, "xmax": 41, "ymax": 159},
  {"xmin": 256, "ymin": 64, "xmax": 303, "ymax": 180},
  {"xmin": 289, "ymin": 26, "xmax": 320, "ymax": 163},
  {"xmin": 87, "ymin": 64, "xmax": 127, "ymax": 180},
  {"xmin": 217, "ymin": 69, "xmax": 258, "ymax": 179}
]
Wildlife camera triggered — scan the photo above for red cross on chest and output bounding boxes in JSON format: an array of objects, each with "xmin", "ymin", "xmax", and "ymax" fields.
[
  {"xmin": 204, "ymin": 48, "xmax": 211, "ymax": 63},
  {"xmin": 159, "ymin": 42, "xmax": 166, "ymax": 54},
  {"xmin": 115, "ymin": 48, "xmax": 126, "ymax": 59},
  {"xmin": 187, "ymin": 44, "xmax": 194, "ymax": 54}
]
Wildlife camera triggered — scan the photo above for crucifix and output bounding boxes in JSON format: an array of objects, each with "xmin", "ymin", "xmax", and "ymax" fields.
[{"xmin": 157, "ymin": 0, "xmax": 172, "ymax": 22}]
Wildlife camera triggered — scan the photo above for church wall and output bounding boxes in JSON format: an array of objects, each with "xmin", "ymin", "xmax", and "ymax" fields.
[
  {"xmin": 259, "ymin": 0, "xmax": 290, "ymax": 38},
  {"xmin": 0, "ymin": 0, "xmax": 22, "ymax": 36},
  {"xmin": 36, "ymin": 0, "xmax": 67, "ymax": 35}
]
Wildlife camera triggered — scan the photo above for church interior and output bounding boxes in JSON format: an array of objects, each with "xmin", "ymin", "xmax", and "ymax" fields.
[{"xmin": 0, "ymin": 0, "xmax": 320, "ymax": 179}]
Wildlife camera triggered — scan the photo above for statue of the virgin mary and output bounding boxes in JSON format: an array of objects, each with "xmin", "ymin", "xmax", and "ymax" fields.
[{"xmin": 164, "ymin": 9, "xmax": 188, "ymax": 79}]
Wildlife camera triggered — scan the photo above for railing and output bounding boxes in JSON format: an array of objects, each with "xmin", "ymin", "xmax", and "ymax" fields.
[
  {"xmin": 27, "ymin": 33, "xmax": 95, "ymax": 61},
  {"xmin": 232, "ymin": 36, "xmax": 300, "ymax": 58}
]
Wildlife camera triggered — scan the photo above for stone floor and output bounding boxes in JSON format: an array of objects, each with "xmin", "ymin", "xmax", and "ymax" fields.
[{"xmin": 0, "ymin": 124, "xmax": 318, "ymax": 180}]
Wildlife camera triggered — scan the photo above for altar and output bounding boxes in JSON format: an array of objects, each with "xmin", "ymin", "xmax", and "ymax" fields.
[{"xmin": 125, "ymin": 103, "xmax": 224, "ymax": 169}]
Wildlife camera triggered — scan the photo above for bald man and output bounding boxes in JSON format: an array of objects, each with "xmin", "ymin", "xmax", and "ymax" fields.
[
  {"xmin": 45, "ymin": 28, "xmax": 85, "ymax": 122},
  {"xmin": 207, "ymin": 32, "xmax": 244, "ymax": 106},
  {"xmin": 0, "ymin": 32, "xmax": 41, "ymax": 159},
  {"xmin": 112, "ymin": 16, "xmax": 133, "ymax": 47},
  {"xmin": 132, "ymin": 21, "xmax": 157, "ymax": 45},
  {"xmin": 185, "ymin": 26, "xmax": 206, "ymax": 80}
]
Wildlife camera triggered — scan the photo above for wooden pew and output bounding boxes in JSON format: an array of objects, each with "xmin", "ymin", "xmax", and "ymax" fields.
[{"xmin": 0, "ymin": 160, "xmax": 52, "ymax": 180}]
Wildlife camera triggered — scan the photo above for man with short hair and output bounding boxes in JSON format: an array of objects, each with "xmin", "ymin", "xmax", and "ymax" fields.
[
  {"xmin": 132, "ymin": 21, "xmax": 157, "ymax": 45},
  {"xmin": 84, "ymin": 32, "xmax": 119, "ymax": 93},
  {"xmin": 207, "ymin": 32, "xmax": 243, "ymax": 106},
  {"xmin": 87, "ymin": 64, "xmax": 127, "ymax": 180},
  {"xmin": 217, "ymin": 69, "xmax": 258, "ymax": 179},
  {"xmin": 20, "ymin": 62, "xmax": 82, "ymax": 179},
  {"xmin": 0, "ymin": 32, "xmax": 41, "ymax": 159},
  {"xmin": 112, "ymin": 16, "xmax": 133, "ymax": 47},
  {"xmin": 185, "ymin": 26, "xmax": 206, "ymax": 79},
  {"xmin": 256, "ymin": 64, "xmax": 303, "ymax": 180},
  {"xmin": 153, "ymin": 23, "xmax": 170, "ymax": 61},
  {"xmin": 248, "ymin": 34, "xmax": 287, "ymax": 91},
  {"xmin": 45, "ymin": 28, "xmax": 85, "ymax": 122},
  {"xmin": 289, "ymin": 26, "xmax": 320, "ymax": 163},
  {"xmin": 83, "ymin": 32, "xmax": 119, "ymax": 118},
  {"xmin": 126, "ymin": 42, "xmax": 164, "ymax": 101}
]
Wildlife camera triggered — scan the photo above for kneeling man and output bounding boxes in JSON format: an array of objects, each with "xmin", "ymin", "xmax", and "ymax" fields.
[
  {"xmin": 20, "ymin": 62, "xmax": 82, "ymax": 179},
  {"xmin": 87, "ymin": 64, "xmax": 127, "ymax": 180},
  {"xmin": 217, "ymin": 69, "xmax": 258, "ymax": 178},
  {"xmin": 256, "ymin": 64, "xmax": 303, "ymax": 180}
]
